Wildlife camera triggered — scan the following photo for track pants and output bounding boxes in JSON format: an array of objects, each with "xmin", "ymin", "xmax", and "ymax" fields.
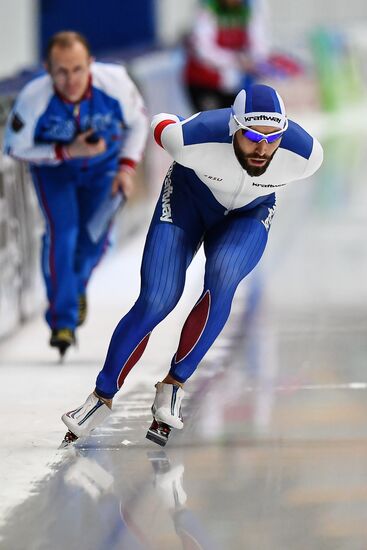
[{"xmin": 32, "ymin": 162, "xmax": 116, "ymax": 330}]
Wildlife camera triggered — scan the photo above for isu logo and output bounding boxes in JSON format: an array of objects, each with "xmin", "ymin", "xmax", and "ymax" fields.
[
  {"xmin": 204, "ymin": 174, "xmax": 223, "ymax": 182},
  {"xmin": 160, "ymin": 164, "xmax": 174, "ymax": 223}
]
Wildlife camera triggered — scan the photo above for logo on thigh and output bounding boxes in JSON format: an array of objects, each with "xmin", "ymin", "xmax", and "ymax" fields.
[
  {"xmin": 261, "ymin": 205, "xmax": 276, "ymax": 231},
  {"xmin": 160, "ymin": 164, "xmax": 174, "ymax": 223}
]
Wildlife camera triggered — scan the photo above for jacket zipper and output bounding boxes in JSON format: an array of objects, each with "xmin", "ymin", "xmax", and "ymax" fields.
[{"xmin": 224, "ymin": 172, "xmax": 246, "ymax": 215}]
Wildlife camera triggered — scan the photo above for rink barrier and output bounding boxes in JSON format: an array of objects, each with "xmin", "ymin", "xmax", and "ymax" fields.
[{"xmin": 0, "ymin": 152, "xmax": 42, "ymax": 338}]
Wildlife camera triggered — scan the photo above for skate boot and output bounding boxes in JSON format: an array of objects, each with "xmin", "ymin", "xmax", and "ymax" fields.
[
  {"xmin": 60, "ymin": 392, "xmax": 111, "ymax": 447},
  {"xmin": 146, "ymin": 382, "xmax": 184, "ymax": 447},
  {"xmin": 50, "ymin": 328, "xmax": 75, "ymax": 358},
  {"xmin": 77, "ymin": 294, "xmax": 87, "ymax": 327}
]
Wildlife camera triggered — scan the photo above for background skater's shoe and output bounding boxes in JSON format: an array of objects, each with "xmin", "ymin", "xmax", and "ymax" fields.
[
  {"xmin": 61, "ymin": 392, "xmax": 111, "ymax": 442},
  {"xmin": 77, "ymin": 294, "xmax": 88, "ymax": 327},
  {"xmin": 50, "ymin": 328, "xmax": 76, "ymax": 357}
]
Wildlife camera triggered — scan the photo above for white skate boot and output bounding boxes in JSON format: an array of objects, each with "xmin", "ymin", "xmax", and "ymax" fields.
[
  {"xmin": 146, "ymin": 382, "xmax": 185, "ymax": 446},
  {"xmin": 61, "ymin": 392, "xmax": 111, "ymax": 446}
]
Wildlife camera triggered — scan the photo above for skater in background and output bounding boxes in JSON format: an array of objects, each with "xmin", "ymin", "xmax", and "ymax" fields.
[
  {"xmin": 183, "ymin": 0, "xmax": 270, "ymax": 112},
  {"xmin": 4, "ymin": 31, "xmax": 148, "ymax": 357},
  {"xmin": 61, "ymin": 83, "xmax": 323, "ymax": 446}
]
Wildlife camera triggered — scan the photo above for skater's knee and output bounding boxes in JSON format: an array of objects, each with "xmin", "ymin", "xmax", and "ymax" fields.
[{"xmin": 136, "ymin": 288, "xmax": 183, "ymax": 323}]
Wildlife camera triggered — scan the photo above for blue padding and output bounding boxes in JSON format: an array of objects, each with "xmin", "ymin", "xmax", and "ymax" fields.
[
  {"xmin": 182, "ymin": 109, "xmax": 232, "ymax": 146},
  {"xmin": 280, "ymin": 120, "xmax": 314, "ymax": 159}
]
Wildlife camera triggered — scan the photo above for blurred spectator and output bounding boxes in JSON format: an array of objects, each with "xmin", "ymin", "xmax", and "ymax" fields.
[
  {"xmin": 3, "ymin": 31, "xmax": 148, "ymax": 357},
  {"xmin": 183, "ymin": 0, "xmax": 270, "ymax": 111}
]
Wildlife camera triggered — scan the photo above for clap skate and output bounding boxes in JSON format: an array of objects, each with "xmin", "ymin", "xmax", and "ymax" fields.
[
  {"xmin": 146, "ymin": 382, "xmax": 184, "ymax": 447},
  {"xmin": 60, "ymin": 392, "xmax": 111, "ymax": 447},
  {"xmin": 50, "ymin": 328, "xmax": 76, "ymax": 359}
]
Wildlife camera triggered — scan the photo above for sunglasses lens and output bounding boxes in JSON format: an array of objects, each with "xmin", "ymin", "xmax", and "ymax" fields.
[
  {"xmin": 242, "ymin": 130, "xmax": 262, "ymax": 142},
  {"xmin": 242, "ymin": 129, "xmax": 283, "ymax": 143},
  {"xmin": 266, "ymin": 132, "xmax": 283, "ymax": 143}
]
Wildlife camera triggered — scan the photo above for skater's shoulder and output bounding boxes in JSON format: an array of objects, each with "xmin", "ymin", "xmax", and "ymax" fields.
[
  {"xmin": 181, "ymin": 109, "xmax": 233, "ymax": 146},
  {"xmin": 279, "ymin": 119, "xmax": 319, "ymax": 160},
  {"xmin": 276, "ymin": 119, "xmax": 323, "ymax": 179}
]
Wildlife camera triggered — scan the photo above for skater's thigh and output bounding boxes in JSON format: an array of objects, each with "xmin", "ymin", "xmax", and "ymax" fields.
[
  {"xmin": 204, "ymin": 194, "xmax": 276, "ymax": 262},
  {"xmin": 140, "ymin": 222, "xmax": 196, "ymax": 293},
  {"xmin": 149, "ymin": 163, "xmax": 206, "ymax": 254},
  {"xmin": 140, "ymin": 168, "xmax": 206, "ymax": 302},
  {"xmin": 203, "ymin": 214, "xmax": 269, "ymax": 288}
]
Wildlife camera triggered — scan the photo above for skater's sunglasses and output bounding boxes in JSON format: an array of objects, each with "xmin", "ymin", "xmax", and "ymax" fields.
[
  {"xmin": 233, "ymin": 114, "xmax": 288, "ymax": 144},
  {"xmin": 241, "ymin": 127, "xmax": 285, "ymax": 144}
]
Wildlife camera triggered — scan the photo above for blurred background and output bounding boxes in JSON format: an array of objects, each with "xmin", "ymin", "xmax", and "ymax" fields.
[
  {"xmin": 0, "ymin": 0, "xmax": 367, "ymax": 338},
  {"xmin": 1, "ymin": 3, "xmax": 367, "ymax": 548}
]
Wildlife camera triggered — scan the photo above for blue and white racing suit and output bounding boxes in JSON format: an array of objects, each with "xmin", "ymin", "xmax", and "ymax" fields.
[
  {"xmin": 4, "ymin": 62, "xmax": 148, "ymax": 330},
  {"xmin": 95, "ymin": 107, "xmax": 323, "ymax": 396}
]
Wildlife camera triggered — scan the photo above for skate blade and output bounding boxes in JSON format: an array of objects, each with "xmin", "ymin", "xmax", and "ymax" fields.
[
  {"xmin": 146, "ymin": 420, "xmax": 171, "ymax": 447},
  {"xmin": 59, "ymin": 430, "xmax": 78, "ymax": 449}
]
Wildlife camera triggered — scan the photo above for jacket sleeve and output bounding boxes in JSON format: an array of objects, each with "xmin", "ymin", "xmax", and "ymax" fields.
[
  {"xmin": 109, "ymin": 66, "xmax": 148, "ymax": 170},
  {"xmin": 3, "ymin": 78, "xmax": 61, "ymax": 165},
  {"xmin": 151, "ymin": 113, "xmax": 187, "ymax": 164}
]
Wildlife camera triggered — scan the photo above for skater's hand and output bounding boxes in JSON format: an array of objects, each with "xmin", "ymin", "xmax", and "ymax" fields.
[
  {"xmin": 65, "ymin": 129, "xmax": 107, "ymax": 158},
  {"xmin": 112, "ymin": 167, "xmax": 135, "ymax": 198}
]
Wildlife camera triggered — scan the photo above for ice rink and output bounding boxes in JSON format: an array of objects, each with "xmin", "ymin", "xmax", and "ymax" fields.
[{"xmin": 1, "ymin": 114, "xmax": 367, "ymax": 549}]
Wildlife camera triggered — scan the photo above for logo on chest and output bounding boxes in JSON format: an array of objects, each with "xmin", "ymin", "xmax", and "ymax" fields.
[
  {"xmin": 204, "ymin": 174, "xmax": 223, "ymax": 182},
  {"xmin": 252, "ymin": 182, "xmax": 286, "ymax": 188}
]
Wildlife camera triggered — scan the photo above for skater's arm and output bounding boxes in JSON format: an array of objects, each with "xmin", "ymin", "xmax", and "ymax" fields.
[
  {"xmin": 151, "ymin": 113, "xmax": 198, "ymax": 166},
  {"xmin": 151, "ymin": 109, "xmax": 232, "ymax": 169}
]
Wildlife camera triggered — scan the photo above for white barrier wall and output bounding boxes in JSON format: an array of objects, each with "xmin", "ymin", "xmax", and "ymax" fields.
[{"xmin": 0, "ymin": 0, "xmax": 38, "ymax": 78}]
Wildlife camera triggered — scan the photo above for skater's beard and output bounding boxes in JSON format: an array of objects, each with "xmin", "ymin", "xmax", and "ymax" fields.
[{"xmin": 233, "ymin": 139, "xmax": 277, "ymax": 177}]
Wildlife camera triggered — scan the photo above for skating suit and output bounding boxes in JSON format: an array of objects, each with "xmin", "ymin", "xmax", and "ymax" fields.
[
  {"xmin": 95, "ymin": 108, "xmax": 323, "ymax": 397},
  {"xmin": 4, "ymin": 62, "xmax": 148, "ymax": 329}
]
